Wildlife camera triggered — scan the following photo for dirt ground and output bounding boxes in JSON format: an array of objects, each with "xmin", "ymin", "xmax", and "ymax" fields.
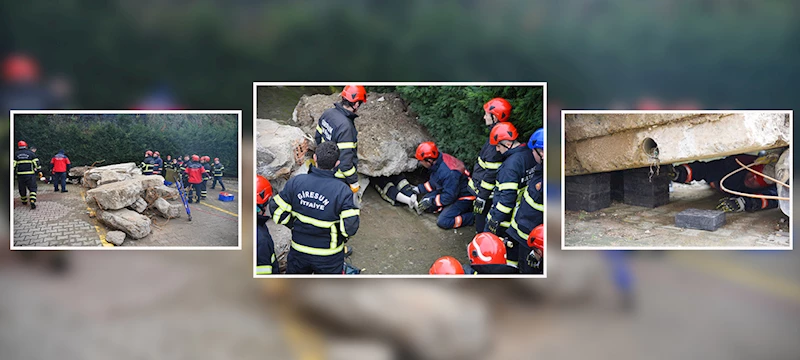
[
  {"xmin": 564, "ymin": 182, "xmax": 791, "ymax": 248},
  {"xmin": 346, "ymin": 186, "xmax": 476, "ymax": 274},
  {"xmin": 12, "ymin": 178, "xmax": 240, "ymax": 248}
]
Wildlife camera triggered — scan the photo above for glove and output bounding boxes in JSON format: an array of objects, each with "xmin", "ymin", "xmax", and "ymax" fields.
[
  {"xmin": 473, "ymin": 197, "xmax": 487, "ymax": 214},
  {"xmin": 754, "ymin": 153, "xmax": 779, "ymax": 165},
  {"xmin": 717, "ymin": 196, "xmax": 745, "ymax": 212},
  {"xmin": 350, "ymin": 183, "xmax": 360, "ymax": 193},
  {"xmin": 416, "ymin": 196, "xmax": 433, "ymax": 214},
  {"xmin": 486, "ymin": 218, "xmax": 500, "ymax": 235},
  {"xmin": 526, "ymin": 248, "xmax": 543, "ymax": 270}
]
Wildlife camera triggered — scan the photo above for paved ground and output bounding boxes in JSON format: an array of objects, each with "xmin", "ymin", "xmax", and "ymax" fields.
[
  {"xmin": 564, "ymin": 182, "xmax": 790, "ymax": 248},
  {"xmin": 12, "ymin": 179, "xmax": 240, "ymax": 248}
]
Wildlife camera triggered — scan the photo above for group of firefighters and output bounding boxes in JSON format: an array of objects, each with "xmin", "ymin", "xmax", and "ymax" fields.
[
  {"xmin": 255, "ymin": 85, "xmax": 545, "ymax": 275},
  {"xmin": 140, "ymin": 151, "xmax": 227, "ymax": 203}
]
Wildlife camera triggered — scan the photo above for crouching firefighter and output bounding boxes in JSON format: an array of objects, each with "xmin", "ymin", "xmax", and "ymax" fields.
[
  {"xmin": 256, "ymin": 175, "xmax": 280, "ymax": 275},
  {"xmin": 14, "ymin": 140, "xmax": 40, "ymax": 209},
  {"xmin": 268, "ymin": 141, "xmax": 360, "ymax": 274},
  {"xmin": 413, "ymin": 141, "xmax": 476, "ymax": 229}
]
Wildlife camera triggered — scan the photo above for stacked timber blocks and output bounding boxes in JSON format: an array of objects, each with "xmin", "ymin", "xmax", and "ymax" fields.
[
  {"xmin": 565, "ymin": 173, "xmax": 610, "ymax": 212},
  {"xmin": 675, "ymin": 208, "xmax": 726, "ymax": 231},
  {"xmin": 622, "ymin": 166, "xmax": 670, "ymax": 208}
]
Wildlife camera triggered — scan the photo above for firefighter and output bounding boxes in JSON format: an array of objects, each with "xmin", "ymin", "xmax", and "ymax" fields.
[
  {"xmin": 670, "ymin": 153, "xmax": 780, "ymax": 212},
  {"xmin": 140, "ymin": 150, "xmax": 155, "ymax": 175},
  {"xmin": 429, "ymin": 256, "xmax": 470, "ymax": 275},
  {"xmin": 50, "ymin": 149, "xmax": 71, "ymax": 192},
  {"xmin": 507, "ymin": 128, "xmax": 544, "ymax": 274},
  {"xmin": 412, "ymin": 141, "xmax": 475, "ymax": 229},
  {"xmin": 180, "ymin": 155, "xmax": 190, "ymax": 195},
  {"xmin": 165, "ymin": 155, "xmax": 172, "ymax": 169},
  {"xmin": 314, "ymin": 85, "xmax": 366, "ymax": 195},
  {"xmin": 184, "ymin": 154, "xmax": 204, "ymax": 203},
  {"xmin": 211, "ymin": 157, "xmax": 226, "ymax": 191},
  {"xmin": 525, "ymin": 225, "xmax": 545, "ymax": 274},
  {"xmin": 267, "ymin": 141, "xmax": 360, "ymax": 274},
  {"xmin": 467, "ymin": 232, "xmax": 517, "ymax": 274},
  {"xmin": 485, "ymin": 122, "xmax": 536, "ymax": 268},
  {"xmin": 14, "ymin": 140, "xmax": 40, "ymax": 209},
  {"xmin": 200, "ymin": 156, "xmax": 212, "ymax": 199},
  {"xmin": 152, "ymin": 151, "xmax": 163, "ymax": 176},
  {"xmin": 469, "ymin": 98, "xmax": 513, "ymax": 234},
  {"xmin": 371, "ymin": 174, "xmax": 417, "ymax": 210},
  {"xmin": 256, "ymin": 175, "xmax": 279, "ymax": 275}
]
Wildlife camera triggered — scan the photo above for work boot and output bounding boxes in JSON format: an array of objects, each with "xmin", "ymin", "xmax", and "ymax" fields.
[
  {"xmin": 61, "ymin": 189, "xmax": 68, "ymax": 193},
  {"xmin": 30, "ymin": 202, "xmax": 36, "ymax": 210},
  {"xmin": 188, "ymin": 198, "xmax": 193, "ymax": 203}
]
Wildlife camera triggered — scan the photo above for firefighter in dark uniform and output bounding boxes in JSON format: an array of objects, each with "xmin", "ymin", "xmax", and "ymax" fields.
[
  {"xmin": 140, "ymin": 150, "xmax": 155, "ymax": 175},
  {"xmin": 200, "ymin": 156, "xmax": 212, "ymax": 200},
  {"xmin": 211, "ymin": 157, "xmax": 226, "ymax": 190},
  {"xmin": 152, "ymin": 151, "xmax": 163, "ymax": 176},
  {"xmin": 184, "ymin": 154, "xmax": 204, "ymax": 203},
  {"xmin": 268, "ymin": 141, "xmax": 360, "ymax": 274},
  {"xmin": 314, "ymin": 85, "xmax": 366, "ymax": 194},
  {"xmin": 14, "ymin": 140, "xmax": 40, "ymax": 209},
  {"xmin": 507, "ymin": 128, "xmax": 545, "ymax": 274},
  {"xmin": 412, "ymin": 141, "xmax": 476, "ymax": 230},
  {"xmin": 470, "ymin": 98, "xmax": 513, "ymax": 234},
  {"xmin": 180, "ymin": 155, "xmax": 190, "ymax": 196},
  {"xmin": 485, "ymin": 122, "xmax": 536, "ymax": 269},
  {"xmin": 256, "ymin": 175, "xmax": 280, "ymax": 275},
  {"xmin": 670, "ymin": 153, "xmax": 781, "ymax": 212}
]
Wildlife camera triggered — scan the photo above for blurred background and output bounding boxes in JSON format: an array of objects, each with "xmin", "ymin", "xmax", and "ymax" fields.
[{"xmin": 1, "ymin": 1, "xmax": 798, "ymax": 359}]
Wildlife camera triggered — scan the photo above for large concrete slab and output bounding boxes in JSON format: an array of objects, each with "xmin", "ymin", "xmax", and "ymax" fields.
[{"xmin": 564, "ymin": 112, "xmax": 791, "ymax": 176}]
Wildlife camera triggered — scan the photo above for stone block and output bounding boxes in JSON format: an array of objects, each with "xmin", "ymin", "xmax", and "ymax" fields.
[{"xmin": 675, "ymin": 208, "xmax": 725, "ymax": 231}]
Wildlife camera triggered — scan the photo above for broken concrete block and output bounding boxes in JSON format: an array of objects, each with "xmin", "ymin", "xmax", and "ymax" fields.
[
  {"xmin": 675, "ymin": 208, "xmax": 725, "ymax": 231},
  {"xmin": 565, "ymin": 173, "xmax": 610, "ymax": 212},
  {"xmin": 97, "ymin": 208, "xmax": 151, "ymax": 239},
  {"xmin": 153, "ymin": 197, "xmax": 182, "ymax": 219},
  {"xmin": 130, "ymin": 197, "xmax": 148, "ymax": 213},
  {"xmin": 68, "ymin": 166, "xmax": 90, "ymax": 177},
  {"xmin": 106, "ymin": 231, "xmax": 126, "ymax": 245},
  {"xmin": 622, "ymin": 167, "xmax": 670, "ymax": 208},
  {"xmin": 97, "ymin": 171, "xmax": 134, "ymax": 186},
  {"xmin": 86, "ymin": 179, "xmax": 144, "ymax": 210},
  {"xmin": 153, "ymin": 185, "xmax": 179, "ymax": 200},
  {"xmin": 134, "ymin": 175, "xmax": 166, "ymax": 189}
]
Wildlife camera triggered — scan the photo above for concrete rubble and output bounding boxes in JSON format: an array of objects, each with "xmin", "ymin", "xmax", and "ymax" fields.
[
  {"xmin": 256, "ymin": 119, "xmax": 312, "ymax": 192},
  {"xmin": 96, "ymin": 208, "xmax": 152, "ymax": 239},
  {"xmin": 86, "ymin": 179, "xmax": 144, "ymax": 210},
  {"xmin": 153, "ymin": 197, "xmax": 183, "ymax": 219},
  {"xmin": 290, "ymin": 92, "xmax": 432, "ymax": 177},
  {"xmin": 105, "ymin": 231, "xmax": 127, "ymax": 246},
  {"xmin": 130, "ymin": 197, "xmax": 148, "ymax": 213}
]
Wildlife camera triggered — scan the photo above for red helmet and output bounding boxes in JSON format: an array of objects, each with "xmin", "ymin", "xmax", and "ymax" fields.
[
  {"xmin": 429, "ymin": 256, "xmax": 465, "ymax": 275},
  {"xmin": 145, "ymin": 150, "xmax": 153, "ymax": 157},
  {"xmin": 153, "ymin": 151, "xmax": 160, "ymax": 157},
  {"xmin": 415, "ymin": 141, "xmax": 439, "ymax": 161},
  {"xmin": 17, "ymin": 140, "xmax": 27, "ymax": 149},
  {"xmin": 528, "ymin": 224, "xmax": 544, "ymax": 251},
  {"xmin": 214, "ymin": 157, "xmax": 219, "ymax": 162},
  {"xmin": 3, "ymin": 54, "xmax": 40, "ymax": 83},
  {"xmin": 483, "ymin": 98, "xmax": 512, "ymax": 123},
  {"xmin": 341, "ymin": 85, "xmax": 367, "ymax": 103},
  {"xmin": 191, "ymin": 154, "xmax": 200, "ymax": 161},
  {"xmin": 468, "ymin": 233, "xmax": 507, "ymax": 265},
  {"xmin": 256, "ymin": 175, "xmax": 273, "ymax": 205},
  {"xmin": 489, "ymin": 122, "xmax": 519, "ymax": 145}
]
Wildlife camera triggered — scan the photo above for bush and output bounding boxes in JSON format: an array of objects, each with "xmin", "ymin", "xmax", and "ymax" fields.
[
  {"xmin": 394, "ymin": 86, "xmax": 543, "ymax": 167},
  {"xmin": 13, "ymin": 114, "xmax": 239, "ymax": 176}
]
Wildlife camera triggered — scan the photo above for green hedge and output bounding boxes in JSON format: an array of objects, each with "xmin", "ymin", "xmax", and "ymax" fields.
[
  {"xmin": 13, "ymin": 114, "xmax": 239, "ymax": 176},
  {"xmin": 392, "ymin": 86, "xmax": 543, "ymax": 168}
]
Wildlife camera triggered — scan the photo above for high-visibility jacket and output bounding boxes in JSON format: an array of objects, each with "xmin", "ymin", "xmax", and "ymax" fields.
[
  {"xmin": 416, "ymin": 153, "xmax": 474, "ymax": 211},
  {"xmin": 468, "ymin": 124, "xmax": 504, "ymax": 200},
  {"xmin": 268, "ymin": 167, "xmax": 360, "ymax": 256},
  {"xmin": 314, "ymin": 103, "xmax": 359, "ymax": 185},
  {"xmin": 486, "ymin": 145, "xmax": 536, "ymax": 233},
  {"xmin": 202, "ymin": 162, "xmax": 212, "ymax": 180},
  {"xmin": 140, "ymin": 156, "xmax": 155, "ymax": 174},
  {"xmin": 256, "ymin": 215, "xmax": 280, "ymax": 275},
  {"xmin": 213, "ymin": 162, "xmax": 224, "ymax": 177},
  {"xmin": 507, "ymin": 162, "xmax": 544, "ymax": 245},
  {"xmin": 50, "ymin": 152, "xmax": 71, "ymax": 173},
  {"xmin": 184, "ymin": 161, "xmax": 205, "ymax": 184},
  {"xmin": 14, "ymin": 149, "xmax": 40, "ymax": 176}
]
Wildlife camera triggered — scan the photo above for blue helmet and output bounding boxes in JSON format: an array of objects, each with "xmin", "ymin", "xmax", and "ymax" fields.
[{"xmin": 528, "ymin": 128, "xmax": 544, "ymax": 150}]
